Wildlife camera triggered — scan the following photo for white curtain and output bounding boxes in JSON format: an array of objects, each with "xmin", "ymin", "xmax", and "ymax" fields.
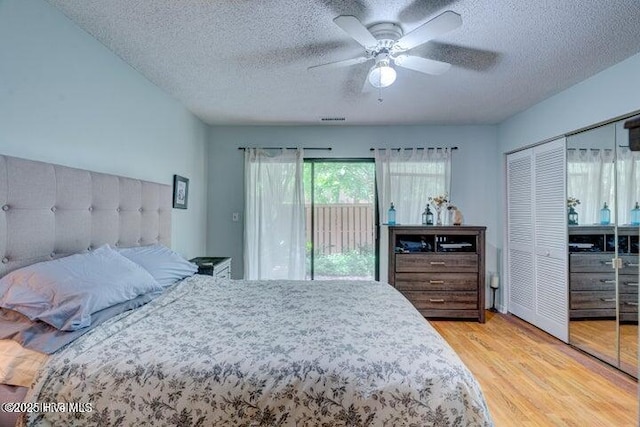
[
  {"xmin": 244, "ymin": 148, "xmax": 306, "ymax": 280},
  {"xmin": 617, "ymin": 147, "xmax": 640, "ymax": 224},
  {"xmin": 566, "ymin": 148, "xmax": 640, "ymax": 225},
  {"xmin": 374, "ymin": 148, "xmax": 452, "ymax": 225},
  {"xmin": 566, "ymin": 148, "xmax": 614, "ymax": 225}
]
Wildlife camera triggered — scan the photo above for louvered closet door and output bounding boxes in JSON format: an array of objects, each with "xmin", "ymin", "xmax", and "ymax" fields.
[
  {"xmin": 507, "ymin": 149, "xmax": 536, "ymax": 324},
  {"xmin": 507, "ymin": 138, "xmax": 568, "ymax": 342},
  {"xmin": 533, "ymin": 138, "xmax": 568, "ymax": 342}
]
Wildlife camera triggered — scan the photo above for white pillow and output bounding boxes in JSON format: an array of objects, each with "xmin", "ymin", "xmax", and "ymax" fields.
[
  {"xmin": 118, "ymin": 244, "xmax": 198, "ymax": 287},
  {"xmin": 0, "ymin": 245, "xmax": 162, "ymax": 331}
]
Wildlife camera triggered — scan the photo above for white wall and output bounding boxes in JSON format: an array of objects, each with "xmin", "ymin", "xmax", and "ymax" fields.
[
  {"xmin": 208, "ymin": 125, "xmax": 500, "ymax": 281},
  {"xmin": 0, "ymin": 0, "xmax": 209, "ymax": 258}
]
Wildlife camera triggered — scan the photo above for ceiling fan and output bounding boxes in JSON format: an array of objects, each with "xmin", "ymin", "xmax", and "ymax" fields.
[{"xmin": 309, "ymin": 10, "xmax": 462, "ymax": 89}]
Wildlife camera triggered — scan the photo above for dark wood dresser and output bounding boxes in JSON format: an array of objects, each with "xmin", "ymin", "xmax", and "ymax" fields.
[
  {"xmin": 388, "ymin": 225, "xmax": 486, "ymax": 322},
  {"xmin": 569, "ymin": 226, "xmax": 638, "ymax": 321}
]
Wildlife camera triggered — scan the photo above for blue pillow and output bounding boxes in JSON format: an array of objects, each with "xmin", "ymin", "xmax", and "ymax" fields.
[
  {"xmin": 118, "ymin": 244, "xmax": 198, "ymax": 287},
  {"xmin": 0, "ymin": 245, "xmax": 162, "ymax": 331}
]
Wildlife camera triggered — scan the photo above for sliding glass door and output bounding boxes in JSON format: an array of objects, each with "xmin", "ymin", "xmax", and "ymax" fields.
[{"xmin": 304, "ymin": 160, "xmax": 377, "ymax": 280}]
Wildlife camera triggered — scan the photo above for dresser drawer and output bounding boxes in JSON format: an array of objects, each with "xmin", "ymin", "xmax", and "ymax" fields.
[
  {"xmin": 570, "ymin": 254, "xmax": 639, "ymax": 273},
  {"xmin": 395, "ymin": 254, "xmax": 478, "ymax": 273},
  {"xmin": 570, "ymin": 290, "xmax": 616, "ymax": 310},
  {"xmin": 620, "ymin": 255, "xmax": 639, "ymax": 274},
  {"xmin": 395, "ymin": 273, "xmax": 477, "ymax": 291},
  {"xmin": 570, "ymin": 254, "xmax": 618, "ymax": 273},
  {"xmin": 400, "ymin": 291, "xmax": 478, "ymax": 310},
  {"xmin": 620, "ymin": 275, "xmax": 639, "ymax": 294},
  {"xmin": 569, "ymin": 273, "xmax": 615, "ymax": 291},
  {"xmin": 620, "ymin": 293, "xmax": 638, "ymax": 314}
]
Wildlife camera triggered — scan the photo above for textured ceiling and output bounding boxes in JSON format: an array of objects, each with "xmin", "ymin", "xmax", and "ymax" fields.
[{"xmin": 46, "ymin": 0, "xmax": 640, "ymax": 126}]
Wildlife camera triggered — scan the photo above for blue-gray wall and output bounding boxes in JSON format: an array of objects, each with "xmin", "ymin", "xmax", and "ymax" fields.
[
  {"xmin": 0, "ymin": 0, "xmax": 209, "ymax": 258},
  {"xmin": 207, "ymin": 125, "xmax": 500, "ymax": 280}
]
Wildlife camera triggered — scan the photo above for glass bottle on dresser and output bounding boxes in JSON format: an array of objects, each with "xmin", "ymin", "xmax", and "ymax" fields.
[
  {"xmin": 600, "ymin": 202, "xmax": 611, "ymax": 225},
  {"xmin": 631, "ymin": 202, "xmax": 640, "ymax": 226},
  {"xmin": 388, "ymin": 203, "xmax": 396, "ymax": 225}
]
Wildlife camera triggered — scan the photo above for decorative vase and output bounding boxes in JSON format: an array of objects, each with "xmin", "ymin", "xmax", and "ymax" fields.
[{"xmin": 435, "ymin": 206, "xmax": 443, "ymax": 225}]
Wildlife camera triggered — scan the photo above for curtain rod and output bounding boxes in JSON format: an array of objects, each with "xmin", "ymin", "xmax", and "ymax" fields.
[
  {"xmin": 238, "ymin": 147, "xmax": 332, "ymax": 150},
  {"xmin": 369, "ymin": 146, "xmax": 458, "ymax": 151}
]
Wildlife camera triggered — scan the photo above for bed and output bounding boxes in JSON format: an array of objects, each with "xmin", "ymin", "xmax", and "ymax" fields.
[{"xmin": 0, "ymin": 155, "xmax": 493, "ymax": 426}]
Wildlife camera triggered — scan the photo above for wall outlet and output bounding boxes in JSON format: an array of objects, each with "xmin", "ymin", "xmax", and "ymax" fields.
[{"xmin": 232, "ymin": 212, "xmax": 240, "ymax": 222}]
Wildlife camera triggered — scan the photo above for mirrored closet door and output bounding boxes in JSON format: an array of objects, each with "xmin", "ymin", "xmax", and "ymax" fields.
[{"xmin": 567, "ymin": 116, "xmax": 639, "ymax": 377}]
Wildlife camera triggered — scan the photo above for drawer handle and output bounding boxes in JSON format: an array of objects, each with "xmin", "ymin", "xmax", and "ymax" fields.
[
  {"xmin": 601, "ymin": 298, "xmax": 616, "ymax": 302},
  {"xmin": 601, "ymin": 260, "xmax": 614, "ymax": 265},
  {"xmin": 599, "ymin": 279, "xmax": 616, "ymax": 284},
  {"xmin": 627, "ymin": 263, "xmax": 639, "ymax": 267},
  {"xmin": 429, "ymin": 298, "xmax": 445, "ymax": 303},
  {"xmin": 625, "ymin": 282, "xmax": 639, "ymax": 287},
  {"xmin": 429, "ymin": 280, "xmax": 445, "ymax": 284},
  {"xmin": 430, "ymin": 261, "xmax": 446, "ymax": 265},
  {"xmin": 625, "ymin": 302, "xmax": 639, "ymax": 306}
]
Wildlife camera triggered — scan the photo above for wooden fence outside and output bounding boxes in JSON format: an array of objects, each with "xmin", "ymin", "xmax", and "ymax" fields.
[{"xmin": 305, "ymin": 203, "xmax": 375, "ymax": 254}]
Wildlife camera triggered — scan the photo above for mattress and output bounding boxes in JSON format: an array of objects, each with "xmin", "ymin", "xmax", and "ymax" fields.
[{"xmin": 18, "ymin": 275, "xmax": 493, "ymax": 426}]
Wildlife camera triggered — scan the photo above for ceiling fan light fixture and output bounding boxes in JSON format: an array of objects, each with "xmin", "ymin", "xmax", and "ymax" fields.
[{"xmin": 368, "ymin": 61, "xmax": 397, "ymax": 88}]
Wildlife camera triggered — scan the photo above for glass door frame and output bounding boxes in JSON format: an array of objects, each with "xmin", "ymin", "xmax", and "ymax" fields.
[{"xmin": 304, "ymin": 158, "xmax": 379, "ymax": 280}]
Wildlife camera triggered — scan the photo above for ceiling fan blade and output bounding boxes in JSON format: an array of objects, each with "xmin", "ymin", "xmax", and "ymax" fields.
[
  {"xmin": 308, "ymin": 55, "xmax": 371, "ymax": 71},
  {"xmin": 333, "ymin": 15, "xmax": 378, "ymax": 49},
  {"xmin": 395, "ymin": 55, "xmax": 451, "ymax": 75},
  {"xmin": 396, "ymin": 10, "xmax": 462, "ymax": 51}
]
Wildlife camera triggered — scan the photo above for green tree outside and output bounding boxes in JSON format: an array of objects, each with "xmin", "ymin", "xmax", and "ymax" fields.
[{"xmin": 304, "ymin": 161, "xmax": 376, "ymax": 279}]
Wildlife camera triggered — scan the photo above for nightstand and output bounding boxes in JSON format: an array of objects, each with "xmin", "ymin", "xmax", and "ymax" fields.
[{"xmin": 190, "ymin": 257, "xmax": 231, "ymax": 279}]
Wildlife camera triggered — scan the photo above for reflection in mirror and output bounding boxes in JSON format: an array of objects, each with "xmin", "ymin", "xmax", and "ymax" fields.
[
  {"xmin": 615, "ymin": 118, "xmax": 639, "ymax": 377},
  {"xmin": 567, "ymin": 123, "xmax": 619, "ymax": 369},
  {"xmin": 567, "ymin": 117, "xmax": 639, "ymax": 378},
  {"xmin": 566, "ymin": 124, "xmax": 615, "ymax": 226}
]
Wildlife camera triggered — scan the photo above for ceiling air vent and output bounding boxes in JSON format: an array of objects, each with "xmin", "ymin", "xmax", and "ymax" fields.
[{"xmin": 320, "ymin": 117, "xmax": 346, "ymax": 122}]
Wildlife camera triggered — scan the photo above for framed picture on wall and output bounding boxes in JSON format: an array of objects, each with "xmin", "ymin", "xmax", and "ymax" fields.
[{"xmin": 173, "ymin": 175, "xmax": 189, "ymax": 209}]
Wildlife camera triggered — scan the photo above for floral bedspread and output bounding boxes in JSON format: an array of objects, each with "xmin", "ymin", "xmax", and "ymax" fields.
[{"xmin": 21, "ymin": 277, "xmax": 493, "ymax": 426}]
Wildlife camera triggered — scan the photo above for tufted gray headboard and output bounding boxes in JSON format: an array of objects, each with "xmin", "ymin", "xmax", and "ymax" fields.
[{"xmin": 0, "ymin": 155, "xmax": 172, "ymax": 277}]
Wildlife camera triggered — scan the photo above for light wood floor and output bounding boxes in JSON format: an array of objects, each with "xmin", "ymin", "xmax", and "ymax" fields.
[
  {"xmin": 431, "ymin": 312, "xmax": 637, "ymax": 427},
  {"xmin": 570, "ymin": 319, "xmax": 637, "ymax": 375}
]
